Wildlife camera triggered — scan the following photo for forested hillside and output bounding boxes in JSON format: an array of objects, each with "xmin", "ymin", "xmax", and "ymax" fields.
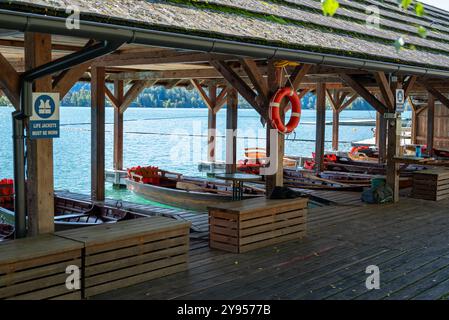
[{"xmin": 1, "ymin": 83, "xmax": 373, "ymax": 110}]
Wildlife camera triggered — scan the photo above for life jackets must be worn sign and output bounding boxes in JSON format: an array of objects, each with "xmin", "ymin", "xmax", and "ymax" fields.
[{"xmin": 30, "ymin": 93, "xmax": 60, "ymax": 139}]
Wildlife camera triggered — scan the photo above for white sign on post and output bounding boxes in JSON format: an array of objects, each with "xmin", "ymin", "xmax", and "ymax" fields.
[
  {"xmin": 395, "ymin": 89, "xmax": 405, "ymax": 113},
  {"xmin": 30, "ymin": 93, "xmax": 60, "ymax": 139}
]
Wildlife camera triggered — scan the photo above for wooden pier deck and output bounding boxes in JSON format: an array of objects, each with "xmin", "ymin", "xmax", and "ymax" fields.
[{"xmin": 90, "ymin": 194, "xmax": 449, "ymax": 300}]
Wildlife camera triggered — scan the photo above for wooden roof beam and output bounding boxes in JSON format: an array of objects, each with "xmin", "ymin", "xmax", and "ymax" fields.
[
  {"xmin": 94, "ymin": 50, "xmax": 236, "ymax": 67},
  {"xmin": 240, "ymin": 58, "xmax": 268, "ymax": 103},
  {"xmin": 374, "ymin": 72, "xmax": 394, "ymax": 111},
  {"xmin": 340, "ymin": 73, "xmax": 388, "ymax": 114},
  {"xmin": 191, "ymin": 79, "xmax": 213, "ymax": 109},
  {"xmin": 290, "ymin": 64, "xmax": 313, "ymax": 91},
  {"xmin": 105, "ymin": 85, "xmax": 120, "ymax": 108},
  {"xmin": 298, "ymin": 88, "xmax": 311, "ymax": 100},
  {"xmin": 119, "ymin": 80, "xmax": 156, "ymax": 113},
  {"xmin": 164, "ymin": 79, "xmax": 183, "ymax": 90},
  {"xmin": 216, "ymin": 87, "xmax": 228, "ymax": 111},
  {"xmin": 53, "ymin": 40, "xmax": 97, "ymax": 98},
  {"xmin": 339, "ymin": 93, "xmax": 358, "ymax": 111},
  {"xmin": 326, "ymin": 89, "xmax": 339, "ymax": 111},
  {"xmin": 52, "ymin": 61, "xmax": 91, "ymax": 98},
  {"xmin": 0, "ymin": 52, "xmax": 20, "ymax": 109},
  {"xmin": 210, "ymin": 60, "xmax": 264, "ymax": 118},
  {"xmin": 0, "ymin": 39, "xmax": 84, "ymax": 52},
  {"xmin": 420, "ymin": 80, "xmax": 449, "ymax": 109},
  {"xmin": 337, "ymin": 92, "xmax": 349, "ymax": 106},
  {"xmin": 404, "ymin": 75, "xmax": 417, "ymax": 97}
]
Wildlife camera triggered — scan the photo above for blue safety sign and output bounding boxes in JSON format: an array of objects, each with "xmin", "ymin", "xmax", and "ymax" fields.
[{"xmin": 30, "ymin": 93, "xmax": 60, "ymax": 139}]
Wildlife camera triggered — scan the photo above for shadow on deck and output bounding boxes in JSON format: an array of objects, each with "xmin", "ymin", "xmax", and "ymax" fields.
[{"xmin": 90, "ymin": 191, "xmax": 449, "ymax": 300}]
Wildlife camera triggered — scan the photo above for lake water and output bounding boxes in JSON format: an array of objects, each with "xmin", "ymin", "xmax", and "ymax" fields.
[{"xmin": 0, "ymin": 107, "xmax": 402, "ymax": 205}]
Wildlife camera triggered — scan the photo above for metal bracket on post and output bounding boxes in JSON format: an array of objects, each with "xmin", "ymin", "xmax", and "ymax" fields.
[{"xmin": 384, "ymin": 112, "xmax": 403, "ymax": 119}]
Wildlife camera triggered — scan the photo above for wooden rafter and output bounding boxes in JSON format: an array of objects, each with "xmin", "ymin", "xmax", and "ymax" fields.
[
  {"xmin": 105, "ymin": 85, "xmax": 120, "ymax": 108},
  {"xmin": 340, "ymin": 73, "xmax": 387, "ymax": 114},
  {"xmin": 374, "ymin": 72, "xmax": 394, "ymax": 111},
  {"xmin": 52, "ymin": 40, "xmax": 96, "ymax": 98},
  {"xmin": 108, "ymin": 68, "xmax": 235, "ymax": 81},
  {"xmin": 404, "ymin": 75, "xmax": 417, "ymax": 97},
  {"xmin": 210, "ymin": 60, "xmax": 264, "ymax": 117},
  {"xmin": 216, "ymin": 88, "xmax": 228, "ymax": 111},
  {"xmin": 95, "ymin": 50, "xmax": 235, "ymax": 67},
  {"xmin": 0, "ymin": 52, "xmax": 20, "ymax": 108},
  {"xmin": 191, "ymin": 79, "xmax": 213, "ymax": 109},
  {"xmin": 53, "ymin": 61, "xmax": 91, "ymax": 98},
  {"xmin": 119, "ymin": 80, "xmax": 155, "ymax": 113},
  {"xmin": 337, "ymin": 92, "xmax": 349, "ymax": 106},
  {"xmin": 339, "ymin": 94, "xmax": 358, "ymax": 111},
  {"xmin": 326, "ymin": 89, "xmax": 339, "ymax": 111},
  {"xmin": 298, "ymin": 88, "xmax": 311, "ymax": 100},
  {"xmin": 289, "ymin": 64, "xmax": 313, "ymax": 91},
  {"xmin": 165, "ymin": 79, "xmax": 183, "ymax": 89},
  {"xmin": 240, "ymin": 59, "xmax": 268, "ymax": 102},
  {"xmin": 421, "ymin": 80, "xmax": 449, "ymax": 109}
]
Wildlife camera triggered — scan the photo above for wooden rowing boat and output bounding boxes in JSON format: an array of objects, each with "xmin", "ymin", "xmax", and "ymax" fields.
[
  {"xmin": 126, "ymin": 167, "xmax": 263, "ymax": 212},
  {"xmin": 283, "ymin": 169, "xmax": 366, "ymax": 191},
  {"xmin": 243, "ymin": 147, "xmax": 298, "ymax": 168},
  {"xmin": 0, "ymin": 223, "xmax": 14, "ymax": 241},
  {"xmin": 54, "ymin": 196, "xmax": 145, "ymax": 231},
  {"xmin": 126, "ymin": 178, "xmax": 262, "ymax": 212}
]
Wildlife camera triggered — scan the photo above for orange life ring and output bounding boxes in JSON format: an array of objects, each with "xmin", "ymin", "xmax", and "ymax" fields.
[{"xmin": 269, "ymin": 87, "xmax": 301, "ymax": 134}]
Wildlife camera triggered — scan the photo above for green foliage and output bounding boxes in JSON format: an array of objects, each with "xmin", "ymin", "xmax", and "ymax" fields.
[
  {"xmin": 1, "ymin": 85, "xmax": 373, "ymax": 111},
  {"xmin": 321, "ymin": 0, "xmax": 340, "ymax": 17},
  {"xmin": 415, "ymin": 2, "xmax": 425, "ymax": 16},
  {"xmin": 418, "ymin": 26, "xmax": 427, "ymax": 38},
  {"xmin": 400, "ymin": 0, "xmax": 413, "ymax": 10},
  {"xmin": 0, "ymin": 96, "xmax": 12, "ymax": 106}
]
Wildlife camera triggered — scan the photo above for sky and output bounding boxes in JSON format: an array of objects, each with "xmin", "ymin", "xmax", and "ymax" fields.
[{"xmin": 420, "ymin": 0, "xmax": 449, "ymax": 11}]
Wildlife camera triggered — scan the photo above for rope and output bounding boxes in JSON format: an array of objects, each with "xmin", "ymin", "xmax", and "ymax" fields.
[{"xmin": 274, "ymin": 60, "xmax": 301, "ymax": 68}]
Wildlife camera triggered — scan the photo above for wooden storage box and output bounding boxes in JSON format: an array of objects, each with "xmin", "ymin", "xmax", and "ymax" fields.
[
  {"xmin": 412, "ymin": 169, "xmax": 449, "ymax": 201},
  {"xmin": 208, "ymin": 197, "xmax": 308, "ymax": 253},
  {"xmin": 0, "ymin": 234, "xmax": 83, "ymax": 300},
  {"xmin": 57, "ymin": 216, "xmax": 190, "ymax": 298}
]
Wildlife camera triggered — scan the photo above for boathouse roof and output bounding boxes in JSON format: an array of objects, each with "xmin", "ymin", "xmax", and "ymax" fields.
[{"xmin": 2, "ymin": 0, "xmax": 449, "ymax": 72}]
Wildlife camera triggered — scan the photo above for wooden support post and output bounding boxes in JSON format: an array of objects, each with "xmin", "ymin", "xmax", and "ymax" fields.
[
  {"xmin": 113, "ymin": 80, "xmax": 124, "ymax": 171},
  {"xmin": 226, "ymin": 87, "xmax": 238, "ymax": 174},
  {"xmin": 378, "ymin": 114, "xmax": 387, "ymax": 163},
  {"xmin": 375, "ymin": 112, "xmax": 380, "ymax": 146},
  {"xmin": 411, "ymin": 108, "xmax": 417, "ymax": 145},
  {"xmin": 208, "ymin": 85, "xmax": 218, "ymax": 163},
  {"xmin": 91, "ymin": 67, "xmax": 106, "ymax": 201},
  {"xmin": 386, "ymin": 81, "xmax": 401, "ymax": 203},
  {"xmin": 208, "ymin": 109, "xmax": 217, "ymax": 163},
  {"xmin": 332, "ymin": 109, "xmax": 339, "ymax": 151},
  {"xmin": 315, "ymin": 82, "xmax": 326, "ymax": 173},
  {"xmin": 24, "ymin": 33, "xmax": 55, "ymax": 236},
  {"xmin": 265, "ymin": 62, "xmax": 284, "ymax": 196},
  {"xmin": 427, "ymin": 94, "xmax": 435, "ymax": 156},
  {"xmin": 410, "ymin": 98, "xmax": 418, "ymax": 145}
]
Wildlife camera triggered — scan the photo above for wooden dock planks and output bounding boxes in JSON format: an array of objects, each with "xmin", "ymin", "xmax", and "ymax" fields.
[
  {"xmin": 412, "ymin": 169, "xmax": 449, "ymax": 201},
  {"xmin": 0, "ymin": 234, "xmax": 83, "ymax": 300},
  {"xmin": 209, "ymin": 198, "xmax": 308, "ymax": 253},
  {"xmin": 56, "ymin": 216, "xmax": 191, "ymax": 298}
]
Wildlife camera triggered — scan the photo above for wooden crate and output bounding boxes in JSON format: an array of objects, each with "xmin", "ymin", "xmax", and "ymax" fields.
[
  {"xmin": 412, "ymin": 169, "xmax": 449, "ymax": 201},
  {"xmin": 57, "ymin": 216, "xmax": 190, "ymax": 298},
  {"xmin": 0, "ymin": 234, "xmax": 83, "ymax": 300},
  {"xmin": 208, "ymin": 197, "xmax": 308, "ymax": 253}
]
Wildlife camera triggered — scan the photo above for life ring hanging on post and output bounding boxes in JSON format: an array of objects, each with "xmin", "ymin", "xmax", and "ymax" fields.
[{"xmin": 269, "ymin": 87, "xmax": 302, "ymax": 134}]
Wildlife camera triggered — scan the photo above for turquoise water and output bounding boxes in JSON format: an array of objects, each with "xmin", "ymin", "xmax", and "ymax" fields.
[{"xmin": 0, "ymin": 106, "xmax": 406, "ymax": 205}]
